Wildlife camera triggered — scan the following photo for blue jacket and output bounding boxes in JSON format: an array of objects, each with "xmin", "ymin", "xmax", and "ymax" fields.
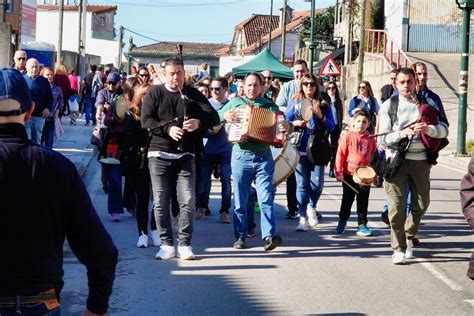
[
  {"xmin": 285, "ymin": 97, "xmax": 335, "ymax": 153},
  {"xmin": 23, "ymin": 75, "xmax": 53, "ymax": 117},
  {"xmin": 0, "ymin": 123, "xmax": 118, "ymax": 314}
]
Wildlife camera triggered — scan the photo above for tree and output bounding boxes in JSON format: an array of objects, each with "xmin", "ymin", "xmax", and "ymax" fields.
[{"xmin": 300, "ymin": 7, "xmax": 335, "ymax": 43}]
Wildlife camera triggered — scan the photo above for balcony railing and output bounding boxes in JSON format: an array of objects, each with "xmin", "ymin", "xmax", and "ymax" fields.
[{"xmin": 365, "ymin": 29, "xmax": 412, "ymax": 69}]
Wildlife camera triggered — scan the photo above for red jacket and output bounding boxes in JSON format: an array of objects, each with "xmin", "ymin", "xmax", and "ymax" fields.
[{"xmin": 335, "ymin": 130, "xmax": 376, "ymax": 177}]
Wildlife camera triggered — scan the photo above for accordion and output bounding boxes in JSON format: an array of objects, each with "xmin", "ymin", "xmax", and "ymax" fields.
[{"xmin": 227, "ymin": 104, "xmax": 285, "ymax": 147}]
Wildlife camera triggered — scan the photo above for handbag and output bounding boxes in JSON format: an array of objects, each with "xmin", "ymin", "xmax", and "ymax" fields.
[
  {"xmin": 68, "ymin": 97, "xmax": 79, "ymax": 112},
  {"xmin": 306, "ymin": 132, "xmax": 332, "ymax": 166},
  {"xmin": 289, "ymin": 127, "xmax": 304, "ymax": 147}
]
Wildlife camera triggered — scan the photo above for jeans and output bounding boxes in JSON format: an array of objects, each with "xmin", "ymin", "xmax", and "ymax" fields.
[
  {"xmin": 104, "ymin": 164, "xmax": 123, "ymax": 214},
  {"xmin": 231, "ymin": 149, "xmax": 275, "ymax": 240},
  {"xmin": 0, "ymin": 304, "xmax": 60, "ymax": 316},
  {"xmin": 196, "ymin": 151, "xmax": 232, "ymax": 213},
  {"xmin": 295, "ymin": 155, "xmax": 325, "ymax": 217},
  {"xmin": 84, "ymin": 94, "xmax": 97, "ymax": 125},
  {"xmin": 339, "ymin": 173, "xmax": 370, "ymax": 226},
  {"xmin": 41, "ymin": 118, "xmax": 55, "ymax": 148},
  {"xmin": 25, "ymin": 116, "xmax": 45, "ymax": 144},
  {"xmin": 149, "ymin": 155, "xmax": 195, "ymax": 246}
]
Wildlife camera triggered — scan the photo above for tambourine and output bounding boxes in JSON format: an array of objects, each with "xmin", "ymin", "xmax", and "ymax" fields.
[
  {"xmin": 113, "ymin": 95, "xmax": 127, "ymax": 120},
  {"xmin": 300, "ymin": 99, "xmax": 315, "ymax": 121},
  {"xmin": 353, "ymin": 166, "xmax": 376, "ymax": 186}
]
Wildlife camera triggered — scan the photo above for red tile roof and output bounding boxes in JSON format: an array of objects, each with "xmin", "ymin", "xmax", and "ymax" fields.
[
  {"xmin": 37, "ymin": 5, "xmax": 117, "ymax": 14},
  {"xmin": 129, "ymin": 41, "xmax": 229, "ymax": 58},
  {"xmin": 234, "ymin": 14, "xmax": 280, "ymax": 48}
]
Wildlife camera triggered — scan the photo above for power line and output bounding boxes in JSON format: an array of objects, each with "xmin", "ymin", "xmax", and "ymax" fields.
[
  {"xmin": 122, "ymin": 26, "xmax": 161, "ymax": 43},
  {"xmin": 101, "ymin": 0, "xmax": 242, "ymax": 8}
]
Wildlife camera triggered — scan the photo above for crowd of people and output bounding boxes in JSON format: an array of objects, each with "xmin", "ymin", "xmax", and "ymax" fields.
[{"xmin": 0, "ymin": 48, "xmax": 461, "ymax": 314}]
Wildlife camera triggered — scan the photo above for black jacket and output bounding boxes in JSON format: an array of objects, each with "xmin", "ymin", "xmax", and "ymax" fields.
[
  {"xmin": 141, "ymin": 84, "xmax": 219, "ymax": 154},
  {"xmin": 0, "ymin": 123, "xmax": 118, "ymax": 314}
]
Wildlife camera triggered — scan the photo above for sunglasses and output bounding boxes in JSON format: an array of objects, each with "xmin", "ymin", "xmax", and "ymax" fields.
[
  {"xmin": 327, "ymin": 86, "xmax": 336, "ymax": 91},
  {"xmin": 302, "ymin": 82, "xmax": 317, "ymax": 87},
  {"xmin": 210, "ymin": 87, "xmax": 221, "ymax": 91},
  {"xmin": 138, "ymin": 73, "xmax": 149, "ymax": 77},
  {"xmin": 359, "ymin": 86, "xmax": 367, "ymax": 89},
  {"xmin": 17, "ymin": 57, "xmax": 26, "ymax": 61}
]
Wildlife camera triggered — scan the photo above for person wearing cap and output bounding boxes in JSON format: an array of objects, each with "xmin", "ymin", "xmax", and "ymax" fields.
[
  {"xmin": 23, "ymin": 58, "xmax": 53, "ymax": 144},
  {"xmin": 11, "ymin": 50, "xmax": 27, "ymax": 74},
  {"xmin": 95, "ymin": 71, "xmax": 126, "ymax": 222},
  {"xmin": 0, "ymin": 68, "xmax": 118, "ymax": 315}
]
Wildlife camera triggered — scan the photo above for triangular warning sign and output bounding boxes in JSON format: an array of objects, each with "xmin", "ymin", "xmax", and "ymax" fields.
[{"xmin": 319, "ymin": 55, "xmax": 341, "ymax": 76}]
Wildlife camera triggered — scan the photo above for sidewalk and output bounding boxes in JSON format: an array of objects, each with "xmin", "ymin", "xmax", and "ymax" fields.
[{"xmin": 54, "ymin": 116, "xmax": 96, "ymax": 177}]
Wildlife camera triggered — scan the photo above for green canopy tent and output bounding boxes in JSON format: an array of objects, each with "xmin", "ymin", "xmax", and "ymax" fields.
[{"xmin": 232, "ymin": 48, "xmax": 294, "ymax": 80}]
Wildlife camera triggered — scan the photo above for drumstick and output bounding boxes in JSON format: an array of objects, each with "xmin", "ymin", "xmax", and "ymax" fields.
[{"xmin": 343, "ymin": 180, "xmax": 360, "ymax": 194}]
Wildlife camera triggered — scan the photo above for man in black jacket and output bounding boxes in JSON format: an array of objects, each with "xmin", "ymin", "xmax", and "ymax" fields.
[
  {"xmin": 141, "ymin": 58, "xmax": 219, "ymax": 260},
  {"xmin": 0, "ymin": 68, "xmax": 118, "ymax": 315}
]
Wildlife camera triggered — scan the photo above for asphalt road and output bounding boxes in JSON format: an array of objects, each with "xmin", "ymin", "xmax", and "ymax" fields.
[{"xmin": 60, "ymin": 154, "xmax": 473, "ymax": 315}]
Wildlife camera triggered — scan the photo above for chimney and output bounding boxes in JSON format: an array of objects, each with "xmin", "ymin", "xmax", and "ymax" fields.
[{"xmin": 279, "ymin": 5, "xmax": 294, "ymax": 29}]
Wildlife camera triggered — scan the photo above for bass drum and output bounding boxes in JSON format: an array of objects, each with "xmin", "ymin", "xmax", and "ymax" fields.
[{"xmin": 271, "ymin": 141, "xmax": 300, "ymax": 187}]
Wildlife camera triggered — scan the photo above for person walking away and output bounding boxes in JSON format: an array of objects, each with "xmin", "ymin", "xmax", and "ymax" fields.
[
  {"xmin": 0, "ymin": 67, "xmax": 117, "ymax": 316},
  {"xmin": 82, "ymin": 64, "xmax": 98, "ymax": 126},
  {"xmin": 23, "ymin": 58, "xmax": 52, "ymax": 144},
  {"xmin": 141, "ymin": 58, "xmax": 219, "ymax": 260},
  {"xmin": 54, "ymin": 65, "xmax": 71, "ymax": 117},
  {"xmin": 334, "ymin": 110, "xmax": 377, "ymax": 236}
]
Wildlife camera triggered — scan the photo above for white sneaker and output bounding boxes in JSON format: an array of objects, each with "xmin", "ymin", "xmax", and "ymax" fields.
[
  {"xmin": 392, "ymin": 251, "xmax": 406, "ymax": 265},
  {"xmin": 155, "ymin": 245, "xmax": 176, "ymax": 260},
  {"xmin": 296, "ymin": 217, "xmax": 308, "ymax": 231},
  {"xmin": 150, "ymin": 230, "xmax": 161, "ymax": 247},
  {"xmin": 405, "ymin": 239, "xmax": 414, "ymax": 259},
  {"xmin": 178, "ymin": 246, "xmax": 195, "ymax": 260},
  {"xmin": 307, "ymin": 206, "xmax": 318, "ymax": 227},
  {"xmin": 136, "ymin": 232, "xmax": 148, "ymax": 248}
]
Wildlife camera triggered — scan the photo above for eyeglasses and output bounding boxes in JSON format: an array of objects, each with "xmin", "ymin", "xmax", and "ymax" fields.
[
  {"xmin": 17, "ymin": 57, "xmax": 26, "ymax": 61},
  {"xmin": 210, "ymin": 87, "xmax": 221, "ymax": 91},
  {"xmin": 359, "ymin": 86, "xmax": 367, "ymax": 90},
  {"xmin": 302, "ymin": 82, "xmax": 316, "ymax": 87}
]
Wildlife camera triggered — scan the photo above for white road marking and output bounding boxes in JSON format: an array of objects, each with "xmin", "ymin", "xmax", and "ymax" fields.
[
  {"xmin": 416, "ymin": 259, "xmax": 463, "ymax": 291},
  {"xmin": 463, "ymin": 300, "xmax": 474, "ymax": 307}
]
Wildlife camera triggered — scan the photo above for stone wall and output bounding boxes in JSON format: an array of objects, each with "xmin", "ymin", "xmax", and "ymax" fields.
[{"xmin": 0, "ymin": 23, "xmax": 12, "ymax": 68}]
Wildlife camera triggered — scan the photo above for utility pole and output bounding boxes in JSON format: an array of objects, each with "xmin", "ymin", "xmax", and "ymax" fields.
[
  {"xmin": 118, "ymin": 26, "xmax": 125, "ymax": 71},
  {"xmin": 81, "ymin": 0, "xmax": 87, "ymax": 78},
  {"xmin": 455, "ymin": 0, "xmax": 473, "ymax": 156},
  {"xmin": 280, "ymin": 0, "xmax": 287, "ymax": 62},
  {"xmin": 308, "ymin": 0, "xmax": 315, "ymax": 74},
  {"xmin": 268, "ymin": 0, "xmax": 273, "ymax": 52},
  {"xmin": 357, "ymin": 0, "xmax": 367, "ymax": 82},
  {"xmin": 344, "ymin": 0, "xmax": 352, "ymax": 65},
  {"xmin": 57, "ymin": 0, "xmax": 64, "ymax": 67},
  {"xmin": 76, "ymin": 0, "xmax": 83, "ymax": 74}
]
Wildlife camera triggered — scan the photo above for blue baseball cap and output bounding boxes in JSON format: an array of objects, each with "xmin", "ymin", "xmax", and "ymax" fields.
[
  {"xmin": 107, "ymin": 71, "xmax": 121, "ymax": 84},
  {"xmin": 0, "ymin": 68, "xmax": 32, "ymax": 116}
]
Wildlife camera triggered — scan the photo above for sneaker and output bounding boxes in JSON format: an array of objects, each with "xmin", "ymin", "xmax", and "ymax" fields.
[
  {"xmin": 381, "ymin": 210, "xmax": 390, "ymax": 226},
  {"xmin": 137, "ymin": 232, "xmax": 148, "ymax": 248},
  {"xmin": 285, "ymin": 210, "xmax": 298, "ymax": 219},
  {"xmin": 247, "ymin": 224, "xmax": 256, "ymax": 238},
  {"xmin": 307, "ymin": 206, "xmax": 318, "ymax": 227},
  {"xmin": 356, "ymin": 224, "xmax": 373, "ymax": 236},
  {"xmin": 296, "ymin": 217, "xmax": 308, "ymax": 231},
  {"xmin": 177, "ymin": 246, "xmax": 195, "ymax": 260},
  {"xmin": 155, "ymin": 245, "xmax": 176, "ymax": 260},
  {"xmin": 150, "ymin": 230, "xmax": 161, "ymax": 247},
  {"xmin": 392, "ymin": 251, "xmax": 406, "ymax": 265},
  {"xmin": 405, "ymin": 238, "xmax": 414, "ymax": 259},
  {"xmin": 264, "ymin": 235, "xmax": 282, "ymax": 251},
  {"xmin": 196, "ymin": 207, "xmax": 206, "ymax": 220},
  {"xmin": 233, "ymin": 237, "xmax": 246, "ymax": 249},
  {"xmin": 111, "ymin": 213, "xmax": 120, "ymax": 222},
  {"xmin": 335, "ymin": 220, "xmax": 347, "ymax": 234},
  {"xmin": 220, "ymin": 212, "xmax": 231, "ymax": 224}
]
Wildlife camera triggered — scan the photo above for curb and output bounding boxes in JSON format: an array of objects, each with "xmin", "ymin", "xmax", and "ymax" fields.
[
  {"xmin": 77, "ymin": 148, "xmax": 97, "ymax": 178},
  {"xmin": 437, "ymin": 154, "xmax": 471, "ymax": 173}
]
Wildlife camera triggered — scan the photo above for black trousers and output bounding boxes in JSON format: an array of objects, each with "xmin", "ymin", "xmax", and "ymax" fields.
[
  {"xmin": 329, "ymin": 126, "xmax": 341, "ymax": 172},
  {"xmin": 286, "ymin": 172, "xmax": 298, "ymax": 213},
  {"xmin": 339, "ymin": 173, "xmax": 370, "ymax": 226},
  {"xmin": 127, "ymin": 168, "xmax": 153, "ymax": 235}
]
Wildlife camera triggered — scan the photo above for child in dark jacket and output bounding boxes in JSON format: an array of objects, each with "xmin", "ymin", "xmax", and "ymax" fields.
[{"xmin": 335, "ymin": 110, "xmax": 377, "ymax": 236}]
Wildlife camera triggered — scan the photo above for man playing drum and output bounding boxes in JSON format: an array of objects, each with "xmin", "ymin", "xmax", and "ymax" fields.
[
  {"xmin": 219, "ymin": 72, "xmax": 290, "ymax": 251},
  {"xmin": 334, "ymin": 110, "xmax": 377, "ymax": 236},
  {"xmin": 378, "ymin": 67, "xmax": 449, "ymax": 264}
]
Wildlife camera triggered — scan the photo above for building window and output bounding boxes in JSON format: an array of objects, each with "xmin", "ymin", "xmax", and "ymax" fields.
[
  {"xmin": 5, "ymin": 0, "xmax": 14, "ymax": 13},
  {"xmin": 100, "ymin": 16, "xmax": 106, "ymax": 26}
]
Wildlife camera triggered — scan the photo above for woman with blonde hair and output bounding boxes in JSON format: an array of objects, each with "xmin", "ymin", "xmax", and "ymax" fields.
[
  {"xmin": 122, "ymin": 83, "xmax": 160, "ymax": 248},
  {"xmin": 285, "ymin": 73, "xmax": 336, "ymax": 231},
  {"xmin": 54, "ymin": 65, "xmax": 71, "ymax": 116}
]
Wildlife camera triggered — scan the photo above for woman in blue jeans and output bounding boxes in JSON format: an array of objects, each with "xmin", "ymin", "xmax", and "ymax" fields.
[{"xmin": 285, "ymin": 74, "xmax": 335, "ymax": 231}]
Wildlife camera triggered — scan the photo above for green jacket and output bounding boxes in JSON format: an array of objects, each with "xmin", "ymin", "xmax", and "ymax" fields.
[{"xmin": 218, "ymin": 96, "xmax": 278, "ymax": 153}]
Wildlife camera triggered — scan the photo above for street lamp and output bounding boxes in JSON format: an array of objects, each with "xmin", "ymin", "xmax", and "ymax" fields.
[
  {"xmin": 304, "ymin": 0, "xmax": 316, "ymax": 74},
  {"xmin": 455, "ymin": 0, "xmax": 474, "ymax": 155}
]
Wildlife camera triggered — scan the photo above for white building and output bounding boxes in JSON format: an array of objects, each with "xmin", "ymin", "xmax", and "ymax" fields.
[{"xmin": 36, "ymin": 2, "xmax": 120, "ymax": 65}]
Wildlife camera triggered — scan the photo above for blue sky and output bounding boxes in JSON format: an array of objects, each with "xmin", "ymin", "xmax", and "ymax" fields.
[{"xmin": 88, "ymin": 0, "xmax": 337, "ymax": 48}]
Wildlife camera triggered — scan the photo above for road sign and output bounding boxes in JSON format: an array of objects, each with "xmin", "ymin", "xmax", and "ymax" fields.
[{"xmin": 319, "ymin": 55, "xmax": 341, "ymax": 76}]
